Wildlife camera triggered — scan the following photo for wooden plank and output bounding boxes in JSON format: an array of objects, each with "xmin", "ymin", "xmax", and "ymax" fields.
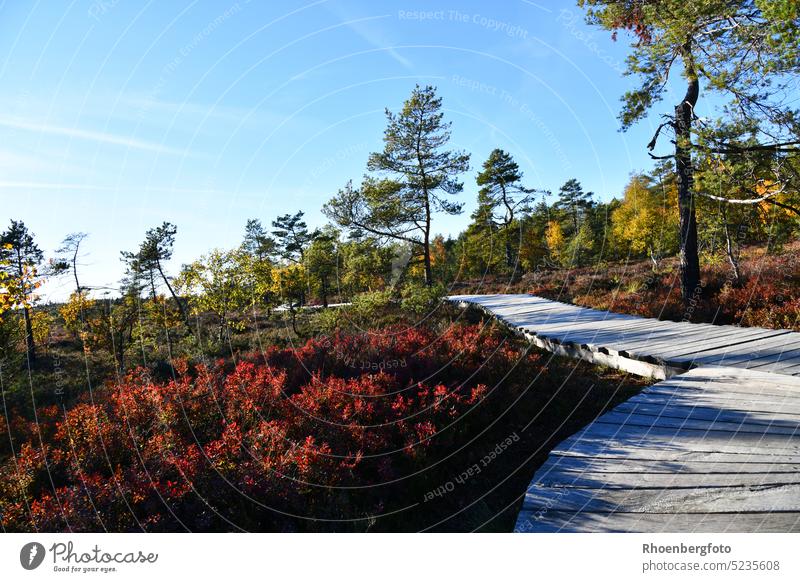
[
  {"xmin": 492, "ymin": 302, "xmax": 596, "ymax": 315},
  {"xmin": 522, "ymin": 331, "xmax": 684, "ymax": 380},
  {"xmin": 625, "ymin": 323, "xmax": 779, "ymax": 352},
  {"xmin": 511, "ymin": 315, "xmax": 649, "ymax": 331},
  {"xmin": 671, "ymin": 342, "xmax": 800, "ymax": 369},
  {"xmin": 512, "ymin": 324, "xmax": 652, "ymax": 343},
  {"xmin": 508, "ymin": 314, "xmax": 646, "ymax": 333},
  {"xmin": 555, "ymin": 438, "xmax": 800, "ymax": 459},
  {"xmin": 655, "ymin": 371, "xmax": 800, "ymax": 387},
  {"xmin": 528, "ymin": 322, "xmax": 680, "ymax": 353},
  {"xmin": 613, "ymin": 400, "xmax": 800, "ymax": 424},
  {"xmin": 527, "ymin": 328, "xmax": 659, "ymax": 350},
  {"xmin": 553, "ymin": 448, "xmax": 800, "ymax": 464},
  {"xmin": 560, "ymin": 422, "xmax": 800, "ymax": 446},
  {"xmin": 452, "ymin": 293, "xmax": 800, "ymax": 377},
  {"xmin": 535, "ymin": 470, "xmax": 800, "ymax": 488},
  {"xmin": 643, "ymin": 329, "xmax": 788, "ymax": 359},
  {"xmin": 779, "ymin": 362, "xmax": 800, "ymax": 374},
  {"xmin": 531, "ymin": 320, "xmax": 670, "ymax": 343},
  {"xmin": 522, "ymin": 484, "xmax": 800, "ymax": 513},
  {"xmin": 617, "ymin": 320, "xmax": 756, "ymax": 341},
  {"xmin": 610, "ymin": 326, "xmax": 731, "ymax": 353},
  {"xmin": 593, "ymin": 410, "xmax": 800, "ymax": 436},
  {"xmin": 516, "ymin": 510, "xmax": 800, "ymax": 533},
  {"xmin": 637, "ymin": 381, "xmax": 800, "ymax": 402},
  {"xmin": 665, "ymin": 334, "xmax": 800, "ymax": 366},
  {"xmin": 534, "ymin": 456, "xmax": 800, "ymax": 475},
  {"xmin": 454, "ymin": 293, "xmax": 800, "ymax": 377},
  {"xmin": 746, "ymin": 353, "xmax": 800, "ymax": 373},
  {"xmin": 451, "ymin": 296, "xmax": 800, "ymax": 532},
  {"xmin": 646, "ymin": 376, "xmax": 800, "ymax": 395},
  {"xmin": 701, "ymin": 340, "xmax": 800, "ymax": 368},
  {"xmin": 662, "ymin": 376, "xmax": 800, "ymax": 394}
]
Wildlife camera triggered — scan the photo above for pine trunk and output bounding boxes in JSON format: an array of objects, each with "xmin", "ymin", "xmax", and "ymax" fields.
[
  {"xmin": 423, "ymin": 239, "xmax": 433, "ymax": 287},
  {"xmin": 23, "ymin": 306, "xmax": 36, "ymax": 363},
  {"xmin": 505, "ymin": 230, "xmax": 514, "ymax": 271},
  {"xmin": 157, "ymin": 260, "xmax": 190, "ymax": 327},
  {"xmin": 675, "ymin": 69, "xmax": 701, "ymax": 308}
]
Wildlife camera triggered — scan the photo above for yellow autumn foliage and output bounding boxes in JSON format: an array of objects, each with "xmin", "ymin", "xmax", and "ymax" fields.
[
  {"xmin": 545, "ymin": 220, "xmax": 565, "ymax": 263},
  {"xmin": 611, "ymin": 175, "xmax": 679, "ymax": 260}
]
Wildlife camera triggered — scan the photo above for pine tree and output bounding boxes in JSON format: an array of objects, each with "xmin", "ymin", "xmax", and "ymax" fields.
[
  {"xmin": 0, "ymin": 220, "xmax": 45, "ymax": 363},
  {"xmin": 555, "ymin": 179, "xmax": 594, "ymax": 236},
  {"xmin": 242, "ymin": 219, "xmax": 277, "ymax": 263},
  {"xmin": 304, "ymin": 228, "xmax": 339, "ymax": 307},
  {"xmin": 580, "ymin": 0, "xmax": 800, "ymax": 305},
  {"xmin": 475, "ymin": 149, "xmax": 540, "ymax": 271},
  {"xmin": 271, "ymin": 211, "xmax": 317, "ymax": 264},
  {"xmin": 325, "ymin": 85, "xmax": 470, "ymax": 286}
]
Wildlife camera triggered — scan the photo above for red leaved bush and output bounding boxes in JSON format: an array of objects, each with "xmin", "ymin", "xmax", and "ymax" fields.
[
  {"xmin": 0, "ymin": 322, "xmax": 538, "ymax": 532},
  {"xmin": 522, "ymin": 243, "xmax": 800, "ymax": 330},
  {"xmin": 453, "ymin": 242, "xmax": 800, "ymax": 330}
]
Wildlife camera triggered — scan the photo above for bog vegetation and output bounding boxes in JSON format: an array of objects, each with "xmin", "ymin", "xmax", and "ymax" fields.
[{"xmin": 1, "ymin": 1, "xmax": 799, "ymax": 531}]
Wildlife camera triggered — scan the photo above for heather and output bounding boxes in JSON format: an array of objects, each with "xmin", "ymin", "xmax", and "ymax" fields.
[
  {"xmin": 0, "ymin": 311, "xmax": 643, "ymax": 532},
  {"xmin": 453, "ymin": 241, "xmax": 800, "ymax": 331}
]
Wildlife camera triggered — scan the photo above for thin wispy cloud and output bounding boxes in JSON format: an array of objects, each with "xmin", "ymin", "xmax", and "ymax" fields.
[
  {"xmin": 0, "ymin": 149, "xmax": 48, "ymax": 171},
  {"xmin": 329, "ymin": 10, "xmax": 414, "ymax": 70},
  {"xmin": 0, "ymin": 115, "xmax": 191, "ymax": 155},
  {"xmin": 0, "ymin": 181, "xmax": 266, "ymax": 198},
  {"xmin": 117, "ymin": 95, "xmax": 273, "ymax": 126},
  {"xmin": 0, "ymin": 181, "xmax": 108, "ymax": 190},
  {"xmin": 0, "ymin": 147, "xmax": 87, "ymax": 178}
]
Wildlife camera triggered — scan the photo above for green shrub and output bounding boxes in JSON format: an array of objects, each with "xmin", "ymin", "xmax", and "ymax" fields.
[
  {"xmin": 311, "ymin": 307, "xmax": 345, "ymax": 335},
  {"xmin": 400, "ymin": 282, "xmax": 446, "ymax": 315},
  {"xmin": 351, "ymin": 289, "xmax": 393, "ymax": 319}
]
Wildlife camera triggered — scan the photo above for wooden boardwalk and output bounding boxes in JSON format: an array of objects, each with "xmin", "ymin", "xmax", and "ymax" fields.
[
  {"xmin": 450, "ymin": 294, "xmax": 800, "ymax": 379},
  {"xmin": 448, "ymin": 294, "xmax": 800, "ymax": 532},
  {"xmin": 515, "ymin": 368, "xmax": 800, "ymax": 532}
]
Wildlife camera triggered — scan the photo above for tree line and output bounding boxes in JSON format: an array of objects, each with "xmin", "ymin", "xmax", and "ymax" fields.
[
  {"xmin": 2, "ymin": 83, "xmax": 799, "ymax": 372},
  {"xmin": 2, "ymin": 0, "xmax": 800, "ymax": 372}
]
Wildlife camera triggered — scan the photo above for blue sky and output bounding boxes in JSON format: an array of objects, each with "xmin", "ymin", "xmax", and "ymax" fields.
[{"xmin": 0, "ymin": 0, "xmax": 689, "ymax": 301}]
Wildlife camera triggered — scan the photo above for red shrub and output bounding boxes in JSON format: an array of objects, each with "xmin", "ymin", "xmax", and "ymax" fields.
[{"xmin": 0, "ymin": 322, "xmax": 536, "ymax": 532}]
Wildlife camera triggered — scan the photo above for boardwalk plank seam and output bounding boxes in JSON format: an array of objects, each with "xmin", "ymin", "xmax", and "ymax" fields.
[{"xmin": 448, "ymin": 294, "xmax": 800, "ymax": 532}]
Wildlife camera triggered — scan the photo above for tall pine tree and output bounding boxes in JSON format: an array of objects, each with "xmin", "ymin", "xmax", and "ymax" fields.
[
  {"xmin": 475, "ymin": 149, "xmax": 541, "ymax": 270},
  {"xmin": 325, "ymin": 85, "xmax": 470, "ymax": 286}
]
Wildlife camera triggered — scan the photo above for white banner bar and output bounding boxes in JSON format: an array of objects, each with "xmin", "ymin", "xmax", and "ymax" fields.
[{"xmin": 1, "ymin": 533, "xmax": 798, "ymax": 581}]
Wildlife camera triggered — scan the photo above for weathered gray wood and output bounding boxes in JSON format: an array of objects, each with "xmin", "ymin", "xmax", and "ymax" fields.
[
  {"xmin": 660, "ymin": 333, "xmax": 798, "ymax": 365},
  {"xmin": 642, "ymin": 381, "xmax": 800, "ymax": 402},
  {"xmin": 529, "ymin": 321, "xmax": 669, "ymax": 347},
  {"xmin": 513, "ymin": 367, "xmax": 800, "ymax": 532},
  {"xmin": 554, "ymin": 448, "xmax": 800, "ymax": 463},
  {"xmin": 535, "ymin": 456, "xmax": 800, "ymax": 475},
  {"xmin": 536, "ymin": 470, "xmax": 800, "ymax": 489},
  {"xmin": 662, "ymin": 370, "xmax": 800, "ymax": 390},
  {"xmin": 611, "ymin": 326, "xmax": 732, "ymax": 353},
  {"xmin": 515, "ymin": 510, "xmax": 800, "ymax": 533},
  {"xmin": 592, "ymin": 410, "xmax": 800, "ymax": 436},
  {"xmin": 518, "ymin": 328, "xmax": 685, "ymax": 379},
  {"xmin": 703, "ymin": 341, "xmax": 800, "ymax": 369},
  {"xmin": 522, "ymin": 484, "xmax": 800, "ymax": 513},
  {"xmin": 560, "ymin": 424, "xmax": 800, "ymax": 450},
  {"xmin": 642, "ymin": 329, "xmax": 788, "ymax": 359},
  {"xmin": 450, "ymin": 294, "xmax": 800, "ymax": 377},
  {"xmin": 746, "ymin": 353, "xmax": 800, "ymax": 373},
  {"xmin": 449, "ymin": 296, "xmax": 800, "ymax": 532},
  {"xmin": 556, "ymin": 438, "xmax": 800, "ymax": 459},
  {"xmin": 658, "ymin": 334, "xmax": 800, "ymax": 368},
  {"xmin": 627, "ymin": 323, "xmax": 778, "ymax": 350},
  {"xmin": 613, "ymin": 400, "xmax": 800, "ymax": 423}
]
